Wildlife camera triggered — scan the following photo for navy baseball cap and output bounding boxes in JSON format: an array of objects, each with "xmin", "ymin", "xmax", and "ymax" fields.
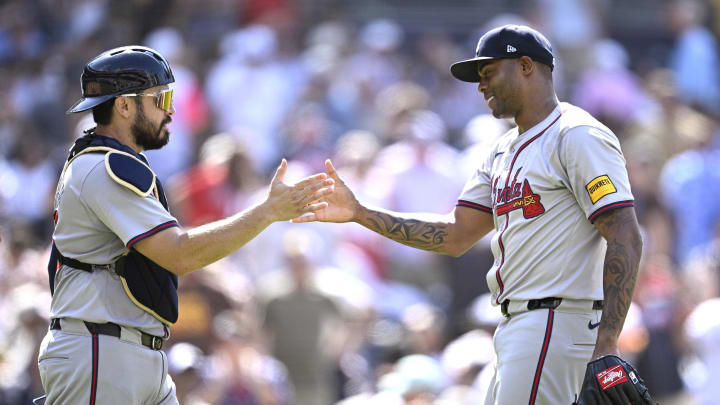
[{"xmin": 451, "ymin": 25, "xmax": 555, "ymax": 83}]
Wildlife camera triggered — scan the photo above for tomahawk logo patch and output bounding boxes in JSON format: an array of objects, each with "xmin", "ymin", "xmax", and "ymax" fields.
[
  {"xmin": 586, "ymin": 175, "xmax": 616, "ymax": 204},
  {"xmin": 596, "ymin": 365, "xmax": 628, "ymax": 390},
  {"xmin": 494, "ymin": 179, "xmax": 545, "ymax": 219}
]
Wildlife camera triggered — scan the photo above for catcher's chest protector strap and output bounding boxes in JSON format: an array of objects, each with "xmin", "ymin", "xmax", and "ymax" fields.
[{"xmin": 49, "ymin": 133, "xmax": 179, "ymax": 325}]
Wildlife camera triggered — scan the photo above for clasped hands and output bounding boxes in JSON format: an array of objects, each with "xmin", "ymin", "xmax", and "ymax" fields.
[{"xmin": 265, "ymin": 159, "xmax": 356, "ymax": 224}]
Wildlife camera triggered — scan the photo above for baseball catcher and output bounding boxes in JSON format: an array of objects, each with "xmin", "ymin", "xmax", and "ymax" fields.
[{"xmin": 573, "ymin": 355, "xmax": 655, "ymax": 404}]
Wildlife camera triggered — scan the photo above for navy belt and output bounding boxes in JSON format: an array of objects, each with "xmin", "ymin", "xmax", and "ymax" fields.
[
  {"xmin": 50, "ymin": 318, "xmax": 163, "ymax": 350},
  {"xmin": 500, "ymin": 297, "xmax": 603, "ymax": 318}
]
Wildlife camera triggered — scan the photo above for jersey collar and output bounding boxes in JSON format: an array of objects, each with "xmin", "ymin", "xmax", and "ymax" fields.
[{"xmin": 517, "ymin": 104, "xmax": 563, "ymax": 139}]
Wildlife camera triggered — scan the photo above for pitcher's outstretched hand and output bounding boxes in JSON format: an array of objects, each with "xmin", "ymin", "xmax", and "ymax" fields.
[
  {"xmin": 265, "ymin": 159, "xmax": 334, "ymax": 221},
  {"xmin": 292, "ymin": 159, "xmax": 358, "ymax": 223}
]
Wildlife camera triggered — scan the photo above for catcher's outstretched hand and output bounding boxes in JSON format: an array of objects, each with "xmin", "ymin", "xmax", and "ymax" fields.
[
  {"xmin": 292, "ymin": 159, "xmax": 359, "ymax": 224},
  {"xmin": 573, "ymin": 355, "xmax": 655, "ymax": 405},
  {"xmin": 264, "ymin": 159, "xmax": 334, "ymax": 222}
]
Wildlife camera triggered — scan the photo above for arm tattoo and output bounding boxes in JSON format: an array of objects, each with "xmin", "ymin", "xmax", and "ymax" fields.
[
  {"xmin": 365, "ymin": 211, "xmax": 449, "ymax": 252},
  {"xmin": 593, "ymin": 207, "xmax": 642, "ymax": 340}
]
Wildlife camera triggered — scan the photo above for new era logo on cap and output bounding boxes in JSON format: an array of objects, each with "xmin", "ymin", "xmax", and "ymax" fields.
[{"xmin": 450, "ymin": 24, "xmax": 555, "ymax": 82}]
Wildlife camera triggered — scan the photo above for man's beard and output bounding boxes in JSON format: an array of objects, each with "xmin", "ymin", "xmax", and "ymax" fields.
[{"xmin": 131, "ymin": 102, "xmax": 170, "ymax": 151}]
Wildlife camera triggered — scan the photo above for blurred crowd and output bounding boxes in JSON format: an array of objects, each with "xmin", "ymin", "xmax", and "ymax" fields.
[{"xmin": 2, "ymin": 0, "xmax": 720, "ymax": 404}]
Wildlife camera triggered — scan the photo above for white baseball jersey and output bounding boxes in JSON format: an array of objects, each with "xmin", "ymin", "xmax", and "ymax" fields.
[{"xmin": 458, "ymin": 102, "xmax": 633, "ymax": 305}]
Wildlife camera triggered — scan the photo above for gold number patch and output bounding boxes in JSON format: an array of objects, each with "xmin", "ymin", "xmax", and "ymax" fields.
[{"xmin": 586, "ymin": 175, "xmax": 616, "ymax": 204}]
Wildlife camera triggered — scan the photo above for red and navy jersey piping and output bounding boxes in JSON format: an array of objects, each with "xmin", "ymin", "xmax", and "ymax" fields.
[
  {"xmin": 494, "ymin": 112, "xmax": 562, "ymax": 303},
  {"xmin": 89, "ymin": 333, "xmax": 99, "ymax": 405},
  {"xmin": 588, "ymin": 200, "xmax": 634, "ymax": 223},
  {"xmin": 127, "ymin": 220, "xmax": 179, "ymax": 248},
  {"xmin": 528, "ymin": 309, "xmax": 555, "ymax": 405},
  {"xmin": 457, "ymin": 200, "xmax": 492, "ymax": 213}
]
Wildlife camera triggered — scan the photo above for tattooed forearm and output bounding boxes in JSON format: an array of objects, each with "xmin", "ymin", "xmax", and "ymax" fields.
[
  {"xmin": 601, "ymin": 239, "xmax": 638, "ymax": 335},
  {"xmin": 364, "ymin": 211, "xmax": 449, "ymax": 252},
  {"xmin": 593, "ymin": 207, "xmax": 643, "ymax": 345}
]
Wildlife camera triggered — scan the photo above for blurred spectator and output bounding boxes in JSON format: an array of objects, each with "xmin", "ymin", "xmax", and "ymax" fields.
[
  {"xmin": 0, "ymin": 131, "xmax": 56, "ymax": 244},
  {"xmin": 401, "ymin": 304, "xmax": 446, "ymax": 357},
  {"xmin": 335, "ymin": 18, "xmax": 406, "ymax": 131},
  {"xmin": 624, "ymin": 69, "xmax": 711, "ymax": 161},
  {"xmin": 0, "ymin": 284, "xmax": 49, "ymax": 404},
  {"xmin": 375, "ymin": 110, "xmax": 464, "ymax": 304},
  {"xmin": 437, "ymin": 329, "xmax": 493, "ymax": 404},
  {"xmin": 684, "ymin": 297, "xmax": 720, "ymax": 405},
  {"xmin": 9, "ymin": 56, "xmax": 67, "ymax": 143},
  {"xmin": 412, "ymin": 32, "xmax": 484, "ymax": 135},
  {"xmin": 143, "ymin": 27, "xmax": 209, "ymax": 180},
  {"xmin": 534, "ymin": 0, "xmax": 604, "ymax": 93},
  {"xmin": 373, "ymin": 81, "xmax": 432, "ymax": 143},
  {"xmin": 206, "ymin": 24, "xmax": 307, "ymax": 172},
  {"xmin": 168, "ymin": 132, "xmax": 263, "ymax": 227},
  {"xmin": 683, "ymin": 234, "xmax": 720, "ymax": 306},
  {"xmin": 441, "ymin": 329, "xmax": 494, "ymax": 379},
  {"xmin": 621, "ymin": 132, "xmax": 675, "ymax": 260},
  {"xmin": 633, "ymin": 255, "xmax": 692, "ymax": 404},
  {"xmin": 667, "ymin": 0, "xmax": 720, "ymax": 115},
  {"xmin": 463, "ymin": 293, "xmax": 505, "ymax": 402},
  {"xmin": 282, "ymin": 102, "xmax": 338, "ymax": 172},
  {"xmin": 261, "ymin": 229, "xmax": 346, "ymax": 405},
  {"xmin": 571, "ymin": 39, "xmax": 651, "ymax": 134},
  {"xmin": 0, "ymin": 1, "xmax": 50, "ymax": 64},
  {"xmin": 167, "ymin": 342, "xmax": 207, "ymax": 404},
  {"xmin": 659, "ymin": 112, "xmax": 720, "ymax": 265},
  {"xmin": 458, "ymin": 113, "xmax": 510, "ymax": 179},
  {"xmin": 376, "ymin": 354, "xmax": 447, "ymax": 403},
  {"xmin": 331, "ymin": 129, "xmax": 393, "ymax": 280}
]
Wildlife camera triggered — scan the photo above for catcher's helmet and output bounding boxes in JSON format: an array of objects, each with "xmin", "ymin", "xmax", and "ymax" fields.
[{"xmin": 67, "ymin": 45, "xmax": 175, "ymax": 114}]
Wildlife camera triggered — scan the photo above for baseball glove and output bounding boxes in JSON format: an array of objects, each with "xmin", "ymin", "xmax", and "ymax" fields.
[{"xmin": 572, "ymin": 355, "xmax": 654, "ymax": 405}]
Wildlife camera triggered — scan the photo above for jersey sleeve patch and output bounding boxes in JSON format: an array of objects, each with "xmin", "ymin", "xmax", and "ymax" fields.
[
  {"xmin": 585, "ymin": 175, "xmax": 617, "ymax": 204},
  {"xmin": 105, "ymin": 151, "xmax": 156, "ymax": 197}
]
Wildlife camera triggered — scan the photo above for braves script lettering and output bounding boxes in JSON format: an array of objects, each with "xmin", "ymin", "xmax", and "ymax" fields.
[{"xmin": 494, "ymin": 179, "xmax": 545, "ymax": 218}]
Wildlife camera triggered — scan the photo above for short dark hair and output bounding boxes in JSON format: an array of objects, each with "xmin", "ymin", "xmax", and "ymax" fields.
[
  {"xmin": 92, "ymin": 97, "xmax": 141, "ymax": 125},
  {"xmin": 92, "ymin": 98, "xmax": 116, "ymax": 125}
]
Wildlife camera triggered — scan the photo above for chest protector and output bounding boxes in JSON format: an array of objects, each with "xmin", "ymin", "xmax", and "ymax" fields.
[{"xmin": 48, "ymin": 133, "xmax": 179, "ymax": 325}]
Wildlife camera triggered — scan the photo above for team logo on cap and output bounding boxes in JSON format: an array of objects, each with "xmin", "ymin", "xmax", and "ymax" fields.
[
  {"xmin": 85, "ymin": 81, "xmax": 102, "ymax": 96},
  {"xmin": 586, "ymin": 175, "xmax": 617, "ymax": 204},
  {"xmin": 507, "ymin": 45, "xmax": 517, "ymax": 53}
]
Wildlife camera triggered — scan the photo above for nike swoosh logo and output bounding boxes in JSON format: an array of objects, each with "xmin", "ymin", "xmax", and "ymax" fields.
[{"xmin": 588, "ymin": 320, "xmax": 600, "ymax": 330}]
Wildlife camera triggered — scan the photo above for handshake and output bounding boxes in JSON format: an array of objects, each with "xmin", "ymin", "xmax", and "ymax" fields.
[{"xmin": 264, "ymin": 158, "xmax": 356, "ymax": 224}]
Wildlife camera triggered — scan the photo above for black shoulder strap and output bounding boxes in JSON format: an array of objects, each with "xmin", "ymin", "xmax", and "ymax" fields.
[
  {"xmin": 155, "ymin": 176, "xmax": 169, "ymax": 211},
  {"xmin": 67, "ymin": 132, "xmax": 145, "ymax": 163},
  {"xmin": 47, "ymin": 243, "xmax": 60, "ymax": 295}
]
